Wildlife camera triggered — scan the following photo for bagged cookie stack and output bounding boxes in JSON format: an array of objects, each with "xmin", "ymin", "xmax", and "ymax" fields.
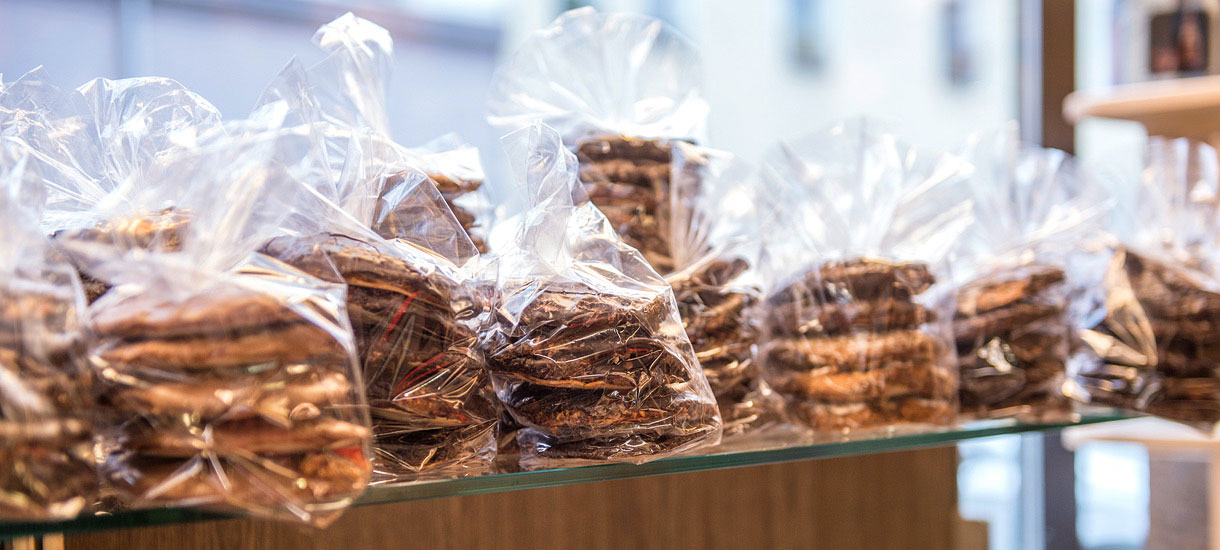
[
  {"xmin": 485, "ymin": 123, "xmax": 721, "ymax": 468},
  {"xmin": 72, "ymin": 120, "xmax": 373, "ymax": 526},
  {"xmin": 0, "ymin": 69, "xmax": 222, "ymax": 303},
  {"xmin": 0, "ymin": 139, "xmax": 97, "ymax": 520},
  {"xmin": 488, "ymin": 7, "xmax": 708, "ymax": 274},
  {"xmin": 1078, "ymin": 138, "xmax": 1220, "ymax": 428},
  {"xmin": 757, "ymin": 121, "xmax": 972, "ymax": 435},
  {"xmin": 255, "ymin": 17, "xmax": 497, "ymax": 481},
  {"xmin": 490, "ymin": 8, "xmax": 785, "ymax": 444},
  {"xmin": 951, "ymin": 129, "xmax": 1109, "ymax": 420}
]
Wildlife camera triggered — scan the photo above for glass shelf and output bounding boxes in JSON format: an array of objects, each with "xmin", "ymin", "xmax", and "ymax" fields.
[{"xmin": 0, "ymin": 410, "xmax": 1133, "ymax": 540}]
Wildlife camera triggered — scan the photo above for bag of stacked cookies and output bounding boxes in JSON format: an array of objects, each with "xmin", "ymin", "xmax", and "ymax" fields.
[
  {"xmin": 756, "ymin": 120, "xmax": 973, "ymax": 437},
  {"xmin": 1077, "ymin": 138, "xmax": 1220, "ymax": 430},
  {"xmin": 485, "ymin": 122, "xmax": 721, "ymax": 469},
  {"xmin": 66, "ymin": 119, "xmax": 373, "ymax": 525},
  {"xmin": 0, "ymin": 68, "xmax": 222, "ymax": 302},
  {"xmin": 274, "ymin": 13, "xmax": 491, "ymax": 253},
  {"xmin": 487, "ymin": 6, "xmax": 707, "ymax": 274},
  {"xmin": 256, "ymin": 43, "xmax": 497, "ymax": 482},
  {"xmin": 488, "ymin": 8, "xmax": 787, "ymax": 445},
  {"xmin": 665, "ymin": 144, "xmax": 794, "ymax": 445},
  {"xmin": 952, "ymin": 128, "xmax": 1111, "ymax": 421},
  {"xmin": 0, "ymin": 138, "xmax": 98, "ymax": 520}
]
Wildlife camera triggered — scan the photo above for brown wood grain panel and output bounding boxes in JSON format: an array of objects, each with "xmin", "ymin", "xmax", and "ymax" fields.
[{"xmin": 66, "ymin": 447, "xmax": 958, "ymax": 550}]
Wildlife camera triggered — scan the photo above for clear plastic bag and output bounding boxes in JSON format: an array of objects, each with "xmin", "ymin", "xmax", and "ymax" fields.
[
  {"xmin": 664, "ymin": 144, "xmax": 793, "ymax": 445},
  {"xmin": 1076, "ymin": 138, "xmax": 1220, "ymax": 430},
  {"xmin": 275, "ymin": 12, "xmax": 491, "ymax": 253},
  {"xmin": 951, "ymin": 127, "xmax": 1112, "ymax": 421},
  {"xmin": 485, "ymin": 122, "xmax": 721, "ymax": 469},
  {"xmin": 0, "ymin": 68, "xmax": 222, "ymax": 302},
  {"xmin": 756, "ymin": 120, "xmax": 973, "ymax": 437},
  {"xmin": 487, "ymin": 7, "xmax": 708, "ymax": 273},
  {"xmin": 256, "ymin": 27, "xmax": 497, "ymax": 482},
  {"xmin": 62, "ymin": 119, "xmax": 373, "ymax": 526},
  {"xmin": 0, "ymin": 138, "xmax": 97, "ymax": 520}
]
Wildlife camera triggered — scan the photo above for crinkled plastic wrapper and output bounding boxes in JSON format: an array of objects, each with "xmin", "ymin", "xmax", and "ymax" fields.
[
  {"xmin": 1077, "ymin": 138, "xmax": 1220, "ymax": 431},
  {"xmin": 665, "ymin": 144, "xmax": 792, "ymax": 445},
  {"xmin": 487, "ymin": 7, "xmax": 708, "ymax": 273},
  {"xmin": 256, "ymin": 22, "xmax": 497, "ymax": 482},
  {"xmin": 756, "ymin": 121, "xmax": 973, "ymax": 437},
  {"xmin": 279, "ymin": 13, "xmax": 491, "ymax": 254},
  {"xmin": 0, "ymin": 69, "xmax": 221, "ymax": 303},
  {"xmin": 951, "ymin": 128, "xmax": 1110, "ymax": 421},
  {"xmin": 68, "ymin": 122, "xmax": 373, "ymax": 526},
  {"xmin": 0, "ymin": 139, "xmax": 97, "ymax": 520},
  {"xmin": 485, "ymin": 123, "xmax": 721, "ymax": 469}
]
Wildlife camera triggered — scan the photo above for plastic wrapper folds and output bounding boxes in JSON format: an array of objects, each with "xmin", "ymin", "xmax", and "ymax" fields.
[
  {"xmin": 290, "ymin": 12, "xmax": 491, "ymax": 253},
  {"xmin": 951, "ymin": 128, "xmax": 1110, "ymax": 421},
  {"xmin": 485, "ymin": 123, "xmax": 721, "ymax": 469},
  {"xmin": 488, "ymin": 7, "xmax": 708, "ymax": 273},
  {"xmin": 756, "ymin": 121, "xmax": 973, "ymax": 436},
  {"xmin": 0, "ymin": 68, "xmax": 222, "ymax": 303},
  {"xmin": 1077, "ymin": 138, "xmax": 1220, "ymax": 430},
  {"xmin": 664, "ymin": 144, "xmax": 792, "ymax": 443},
  {"xmin": 256, "ymin": 19, "xmax": 497, "ymax": 482},
  {"xmin": 0, "ymin": 139, "xmax": 97, "ymax": 520},
  {"xmin": 65, "ymin": 122, "xmax": 373, "ymax": 526}
]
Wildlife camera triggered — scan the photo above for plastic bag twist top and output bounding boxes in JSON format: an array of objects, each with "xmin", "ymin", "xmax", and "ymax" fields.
[
  {"xmin": 487, "ymin": 7, "xmax": 708, "ymax": 143},
  {"xmin": 758, "ymin": 119, "xmax": 974, "ymax": 286},
  {"xmin": 957, "ymin": 125, "xmax": 1112, "ymax": 273},
  {"xmin": 256, "ymin": 14, "xmax": 481, "ymax": 265}
]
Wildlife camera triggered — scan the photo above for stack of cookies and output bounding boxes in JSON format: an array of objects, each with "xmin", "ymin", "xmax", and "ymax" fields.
[
  {"xmin": 954, "ymin": 264, "xmax": 1070, "ymax": 418},
  {"xmin": 1081, "ymin": 249, "xmax": 1220, "ymax": 424},
  {"xmin": 487, "ymin": 283, "xmax": 720, "ymax": 466},
  {"xmin": 667, "ymin": 257, "xmax": 786, "ymax": 438},
  {"xmin": 575, "ymin": 136, "xmax": 676, "ymax": 273},
  {"xmin": 0, "ymin": 278, "xmax": 96, "ymax": 519},
  {"xmin": 763, "ymin": 258, "xmax": 955, "ymax": 432},
  {"xmin": 263, "ymin": 234, "xmax": 497, "ymax": 481},
  {"xmin": 91, "ymin": 285, "xmax": 372, "ymax": 517}
]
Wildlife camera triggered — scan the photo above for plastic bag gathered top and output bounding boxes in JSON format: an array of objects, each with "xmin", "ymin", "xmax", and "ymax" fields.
[
  {"xmin": 487, "ymin": 7, "xmax": 707, "ymax": 273},
  {"xmin": 951, "ymin": 128, "xmax": 1111, "ymax": 421},
  {"xmin": 1077, "ymin": 138, "xmax": 1220, "ymax": 430},
  {"xmin": 0, "ymin": 139, "xmax": 97, "ymax": 520},
  {"xmin": 485, "ymin": 122, "xmax": 721, "ymax": 469},
  {"xmin": 67, "ymin": 119, "xmax": 373, "ymax": 527},
  {"xmin": 757, "ymin": 120, "xmax": 974, "ymax": 436},
  {"xmin": 284, "ymin": 12, "xmax": 490, "ymax": 253},
  {"xmin": 256, "ymin": 16, "xmax": 497, "ymax": 482},
  {"xmin": 0, "ymin": 69, "xmax": 222, "ymax": 302}
]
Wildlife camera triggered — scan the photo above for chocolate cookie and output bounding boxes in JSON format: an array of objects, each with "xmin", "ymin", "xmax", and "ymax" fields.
[
  {"xmin": 505, "ymin": 384, "xmax": 718, "ymax": 442},
  {"xmin": 770, "ymin": 259, "xmax": 936, "ymax": 306},
  {"xmin": 773, "ymin": 361, "xmax": 954, "ymax": 402},
  {"xmin": 492, "ymin": 337, "xmax": 692, "ymax": 390},
  {"xmin": 956, "ymin": 265, "xmax": 1065, "ymax": 315},
  {"xmin": 124, "ymin": 416, "xmax": 371, "ymax": 458},
  {"xmin": 763, "ymin": 330, "xmax": 940, "ymax": 371},
  {"xmin": 770, "ymin": 298, "xmax": 935, "ymax": 336}
]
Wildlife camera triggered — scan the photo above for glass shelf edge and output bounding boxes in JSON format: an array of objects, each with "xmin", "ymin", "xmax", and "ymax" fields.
[{"xmin": 0, "ymin": 410, "xmax": 1135, "ymax": 540}]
